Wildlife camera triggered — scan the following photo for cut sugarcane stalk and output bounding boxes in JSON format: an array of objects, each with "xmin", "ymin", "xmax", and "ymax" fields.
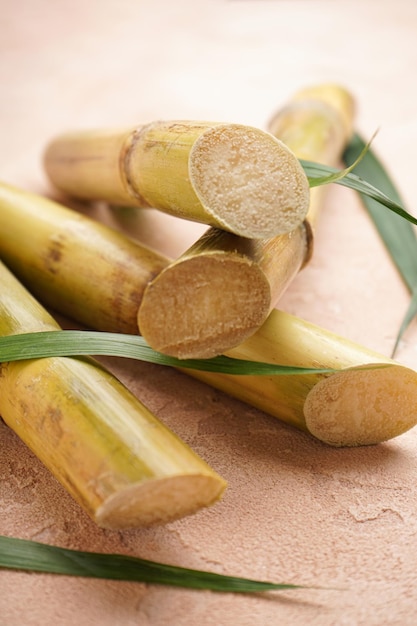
[
  {"xmin": 187, "ymin": 309, "xmax": 417, "ymax": 447},
  {"xmin": 137, "ymin": 224, "xmax": 312, "ymax": 359},
  {"xmin": 0, "ymin": 260, "xmax": 226, "ymax": 528},
  {"xmin": 137, "ymin": 84, "xmax": 355, "ymax": 359},
  {"xmin": 43, "ymin": 121, "xmax": 310, "ymax": 239},
  {"xmin": 0, "ymin": 181, "xmax": 168, "ymax": 334}
]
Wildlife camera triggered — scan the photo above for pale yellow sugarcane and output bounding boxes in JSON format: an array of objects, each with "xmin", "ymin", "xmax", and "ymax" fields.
[
  {"xmin": 137, "ymin": 84, "xmax": 355, "ymax": 359},
  {"xmin": 0, "ymin": 260, "xmax": 226, "ymax": 528},
  {"xmin": 43, "ymin": 121, "xmax": 310, "ymax": 239},
  {"xmin": 0, "ymin": 182, "xmax": 168, "ymax": 334},
  {"xmin": 1, "ymin": 182, "xmax": 417, "ymax": 447},
  {"xmin": 267, "ymin": 83, "xmax": 355, "ymax": 227},
  {"xmin": 187, "ymin": 310, "xmax": 417, "ymax": 447}
]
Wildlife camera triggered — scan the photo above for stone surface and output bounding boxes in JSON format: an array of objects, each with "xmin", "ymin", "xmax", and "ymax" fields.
[{"xmin": 1, "ymin": 2, "xmax": 417, "ymax": 624}]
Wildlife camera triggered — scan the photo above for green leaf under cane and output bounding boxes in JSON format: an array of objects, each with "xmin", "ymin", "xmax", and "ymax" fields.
[
  {"xmin": 343, "ymin": 133, "xmax": 417, "ymax": 355},
  {"xmin": 0, "ymin": 329, "xmax": 337, "ymax": 375}
]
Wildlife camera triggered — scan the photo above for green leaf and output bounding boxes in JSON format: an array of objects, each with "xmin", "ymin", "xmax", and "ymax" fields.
[
  {"xmin": 343, "ymin": 133, "xmax": 417, "ymax": 355},
  {"xmin": 0, "ymin": 535, "xmax": 305, "ymax": 593},
  {"xmin": 0, "ymin": 330, "xmax": 337, "ymax": 375},
  {"xmin": 301, "ymin": 159, "xmax": 417, "ymax": 228},
  {"xmin": 343, "ymin": 134, "xmax": 417, "ymax": 291}
]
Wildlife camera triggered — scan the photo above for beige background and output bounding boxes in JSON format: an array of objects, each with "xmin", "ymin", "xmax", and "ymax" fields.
[{"xmin": 1, "ymin": 1, "xmax": 417, "ymax": 624}]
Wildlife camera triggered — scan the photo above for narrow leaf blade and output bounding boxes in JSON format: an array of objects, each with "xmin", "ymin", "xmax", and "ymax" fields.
[
  {"xmin": 0, "ymin": 535, "xmax": 304, "ymax": 593},
  {"xmin": 0, "ymin": 330, "xmax": 338, "ymax": 375}
]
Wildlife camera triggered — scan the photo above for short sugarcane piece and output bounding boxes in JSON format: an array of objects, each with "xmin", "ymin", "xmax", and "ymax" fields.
[
  {"xmin": 1, "ymin": 182, "xmax": 416, "ymax": 447},
  {"xmin": 0, "ymin": 181, "xmax": 168, "ymax": 334},
  {"xmin": 186, "ymin": 309, "xmax": 417, "ymax": 447},
  {"xmin": 43, "ymin": 120, "xmax": 310, "ymax": 239},
  {"xmin": 0, "ymin": 260, "xmax": 226, "ymax": 528},
  {"xmin": 137, "ymin": 224, "xmax": 311, "ymax": 359},
  {"xmin": 137, "ymin": 84, "xmax": 355, "ymax": 359}
]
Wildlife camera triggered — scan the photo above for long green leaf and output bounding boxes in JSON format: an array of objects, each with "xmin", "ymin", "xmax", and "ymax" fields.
[
  {"xmin": 343, "ymin": 134, "xmax": 417, "ymax": 291},
  {"xmin": 0, "ymin": 330, "xmax": 337, "ymax": 375},
  {"xmin": 0, "ymin": 536, "xmax": 311, "ymax": 593},
  {"xmin": 343, "ymin": 133, "xmax": 417, "ymax": 355},
  {"xmin": 0, "ymin": 535, "xmax": 307, "ymax": 592}
]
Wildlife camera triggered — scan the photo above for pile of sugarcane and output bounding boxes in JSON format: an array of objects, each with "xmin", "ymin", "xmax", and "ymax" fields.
[{"xmin": 1, "ymin": 84, "xmax": 417, "ymax": 529}]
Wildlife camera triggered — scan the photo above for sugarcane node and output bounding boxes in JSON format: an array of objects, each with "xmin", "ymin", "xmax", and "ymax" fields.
[
  {"xmin": 122, "ymin": 126, "xmax": 154, "ymax": 208},
  {"xmin": 303, "ymin": 364, "xmax": 417, "ymax": 447}
]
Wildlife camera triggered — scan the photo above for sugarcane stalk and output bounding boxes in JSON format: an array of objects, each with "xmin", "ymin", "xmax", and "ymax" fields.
[
  {"xmin": 137, "ymin": 223, "xmax": 311, "ymax": 359},
  {"xmin": 187, "ymin": 309, "xmax": 417, "ymax": 447},
  {"xmin": 43, "ymin": 121, "xmax": 310, "ymax": 239},
  {"xmin": 0, "ymin": 260, "xmax": 226, "ymax": 528},
  {"xmin": 0, "ymin": 182, "xmax": 168, "ymax": 334},
  {"xmin": 137, "ymin": 84, "xmax": 354, "ymax": 359}
]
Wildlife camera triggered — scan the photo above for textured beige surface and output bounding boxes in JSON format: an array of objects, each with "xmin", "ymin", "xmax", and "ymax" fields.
[{"xmin": 1, "ymin": 1, "xmax": 417, "ymax": 624}]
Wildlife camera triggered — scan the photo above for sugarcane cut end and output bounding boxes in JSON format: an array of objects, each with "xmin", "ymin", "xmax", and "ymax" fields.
[
  {"xmin": 137, "ymin": 252, "xmax": 272, "ymax": 359},
  {"xmin": 95, "ymin": 473, "xmax": 226, "ymax": 529},
  {"xmin": 303, "ymin": 364, "xmax": 417, "ymax": 447},
  {"xmin": 188, "ymin": 124, "xmax": 310, "ymax": 239}
]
